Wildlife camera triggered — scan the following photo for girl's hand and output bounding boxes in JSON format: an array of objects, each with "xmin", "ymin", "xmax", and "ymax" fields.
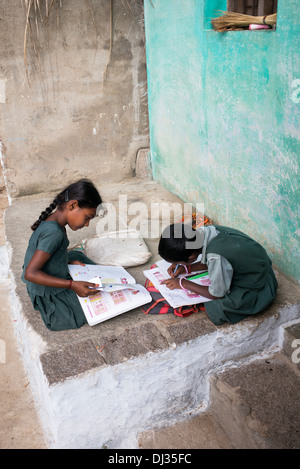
[
  {"xmin": 167, "ymin": 264, "xmax": 186, "ymax": 278},
  {"xmin": 161, "ymin": 278, "xmax": 181, "ymax": 290},
  {"xmin": 162, "ymin": 277, "xmax": 220, "ymax": 300},
  {"xmin": 71, "ymin": 281, "xmax": 100, "ymax": 297}
]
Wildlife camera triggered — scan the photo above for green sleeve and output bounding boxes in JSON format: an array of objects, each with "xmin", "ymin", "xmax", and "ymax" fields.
[{"xmin": 37, "ymin": 227, "xmax": 65, "ymax": 255}]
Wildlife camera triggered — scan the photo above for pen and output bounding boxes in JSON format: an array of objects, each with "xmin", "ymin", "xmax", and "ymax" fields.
[
  {"xmin": 173, "ymin": 265, "xmax": 179, "ymax": 276},
  {"xmin": 188, "ymin": 271, "xmax": 208, "ymax": 280}
]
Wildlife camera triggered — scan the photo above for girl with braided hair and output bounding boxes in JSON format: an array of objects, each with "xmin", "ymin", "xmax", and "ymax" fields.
[{"xmin": 22, "ymin": 179, "xmax": 103, "ymax": 331}]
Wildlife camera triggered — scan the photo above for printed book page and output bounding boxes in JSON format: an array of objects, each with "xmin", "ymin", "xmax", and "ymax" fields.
[
  {"xmin": 68, "ymin": 263, "xmax": 136, "ymax": 286},
  {"xmin": 68, "ymin": 264, "xmax": 152, "ymax": 326},
  {"xmin": 155, "ymin": 258, "xmax": 206, "ymax": 278},
  {"xmin": 143, "ymin": 260, "xmax": 212, "ymax": 309}
]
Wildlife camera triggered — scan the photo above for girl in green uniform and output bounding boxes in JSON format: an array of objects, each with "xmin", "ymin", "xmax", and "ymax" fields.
[
  {"xmin": 22, "ymin": 179, "xmax": 102, "ymax": 331},
  {"xmin": 158, "ymin": 223, "xmax": 278, "ymax": 326}
]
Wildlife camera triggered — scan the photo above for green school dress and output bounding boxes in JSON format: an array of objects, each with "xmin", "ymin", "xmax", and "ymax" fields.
[
  {"xmin": 22, "ymin": 221, "xmax": 95, "ymax": 331},
  {"xmin": 204, "ymin": 225, "xmax": 278, "ymax": 326}
]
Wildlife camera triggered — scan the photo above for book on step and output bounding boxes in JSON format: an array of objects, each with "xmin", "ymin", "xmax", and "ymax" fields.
[
  {"xmin": 143, "ymin": 259, "xmax": 212, "ymax": 309},
  {"xmin": 68, "ymin": 263, "xmax": 152, "ymax": 326}
]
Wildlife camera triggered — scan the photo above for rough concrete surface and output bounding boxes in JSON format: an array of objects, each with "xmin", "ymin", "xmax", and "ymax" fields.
[
  {"xmin": 210, "ymin": 353, "xmax": 300, "ymax": 449},
  {"xmin": 0, "ymin": 178, "xmax": 187, "ymax": 448},
  {"xmin": 138, "ymin": 353, "xmax": 300, "ymax": 450},
  {"xmin": 0, "ymin": 275, "xmax": 46, "ymax": 448},
  {"xmin": 1, "ymin": 178, "xmax": 300, "ymax": 449},
  {"xmin": 0, "ymin": 163, "xmax": 47, "ymax": 448},
  {"xmin": 138, "ymin": 413, "xmax": 235, "ymax": 450},
  {"xmin": 0, "ymin": 0, "xmax": 149, "ymax": 198}
]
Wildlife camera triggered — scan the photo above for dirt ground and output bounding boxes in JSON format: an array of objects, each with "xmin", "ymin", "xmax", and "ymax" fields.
[
  {"xmin": 0, "ymin": 280, "xmax": 47, "ymax": 449},
  {"xmin": 0, "ymin": 188, "xmax": 46, "ymax": 449}
]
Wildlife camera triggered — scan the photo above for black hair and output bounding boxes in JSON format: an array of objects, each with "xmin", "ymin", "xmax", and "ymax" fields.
[
  {"xmin": 158, "ymin": 223, "xmax": 204, "ymax": 263},
  {"xmin": 31, "ymin": 179, "xmax": 102, "ymax": 231}
]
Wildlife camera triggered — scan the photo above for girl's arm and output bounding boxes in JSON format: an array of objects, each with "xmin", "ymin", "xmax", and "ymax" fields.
[
  {"xmin": 190, "ymin": 261, "xmax": 208, "ymax": 272},
  {"xmin": 161, "ymin": 277, "xmax": 222, "ymax": 300},
  {"xmin": 24, "ymin": 249, "xmax": 99, "ymax": 297}
]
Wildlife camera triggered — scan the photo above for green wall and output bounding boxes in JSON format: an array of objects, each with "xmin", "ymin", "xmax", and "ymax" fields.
[{"xmin": 144, "ymin": 0, "xmax": 300, "ymax": 283}]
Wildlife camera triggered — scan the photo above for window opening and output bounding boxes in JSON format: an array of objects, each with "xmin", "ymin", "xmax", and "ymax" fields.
[
  {"xmin": 227, "ymin": 1, "xmax": 277, "ymax": 16},
  {"xmin": 211, "ymin": 0, "xmax": 277, "ymax": 31}
]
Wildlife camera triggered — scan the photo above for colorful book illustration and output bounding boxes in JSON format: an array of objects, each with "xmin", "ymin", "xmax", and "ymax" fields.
[
  {"xmin": 143, "ymin": 259, "xmax": 212, "ymax": 309},
  {"xmin": 68, "ymin": 264, "xmax": 151, "ymax": 326}
]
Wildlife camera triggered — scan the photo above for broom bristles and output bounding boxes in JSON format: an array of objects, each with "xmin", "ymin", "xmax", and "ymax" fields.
[{"xmin": 212, "ymin": 11, "xmax": 277, "ymax": 31}]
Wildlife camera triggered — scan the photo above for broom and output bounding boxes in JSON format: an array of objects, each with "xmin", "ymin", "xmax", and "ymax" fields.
[{"xmin": 211, "ymin": 11, "xmax": 277, "ymax": 32}]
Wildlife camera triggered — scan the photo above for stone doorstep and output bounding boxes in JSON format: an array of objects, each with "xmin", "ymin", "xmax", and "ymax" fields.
[
  {"xmin": 5, "ymin": 180, "xmax": 300, "ymax": 447},
  {"xmin": 6, "ymin": 178, "xmax": 300, "ymax": 386},
  {"xmin": 32, "ymin": 265, "xmax": 300, "ymax": 386},
  {"xmin": 37, "ymin": 302, "xmax": 300, "ymax": 387},
  {"xmin": 39, "ymin": 317, "xmax": 217, "ymax": 386}
]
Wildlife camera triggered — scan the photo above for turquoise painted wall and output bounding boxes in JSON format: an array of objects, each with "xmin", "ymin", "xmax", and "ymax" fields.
[{"xmin": 144, "ymin": 0, "xmax": 300, "ymax": 283}]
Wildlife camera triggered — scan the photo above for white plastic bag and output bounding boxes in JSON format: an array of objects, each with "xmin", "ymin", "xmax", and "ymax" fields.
[{"xmin": 73, "ymin": 229, "xmax": 151, "ymax": 267}]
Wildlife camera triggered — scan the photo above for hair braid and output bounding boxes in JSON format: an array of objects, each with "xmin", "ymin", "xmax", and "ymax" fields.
[
  {"xmin": 30, "ymin": 179, "xmax": 102, "ymax": 231},
  {"xmin": 31, "ymin": 199, "xmax": 58, "ymax": 231}
]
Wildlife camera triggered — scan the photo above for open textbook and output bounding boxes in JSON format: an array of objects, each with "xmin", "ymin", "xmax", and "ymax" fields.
[
  {"xmin": 68, "ymin": 264, "xmax": 152, "ymax": 326},
  {"xmin": 143, "ymin": 259, "xmax": 212, "ymax": 309}
]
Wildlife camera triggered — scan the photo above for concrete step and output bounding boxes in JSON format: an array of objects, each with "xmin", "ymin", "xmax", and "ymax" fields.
[
  {"xmin": 5, "ymin": 178, "xmax": 300, "ymax": 448},
  {"xmin": 138, "ymin": 352, "xmax": 300, "ymax": 449},
  {"xmin": 210, "ymin": 352, "xmax": 300, "ymax": 449}
]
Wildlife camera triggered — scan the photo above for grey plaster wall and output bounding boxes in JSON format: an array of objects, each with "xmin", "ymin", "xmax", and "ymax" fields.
[{"xmin": 0, "ymin": 0, "xmax": 149, "ymax": 198}]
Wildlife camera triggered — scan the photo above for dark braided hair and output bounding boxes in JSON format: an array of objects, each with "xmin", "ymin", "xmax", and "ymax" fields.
[{"xmin": 31, "ymin": 179, "xmax": 102, "ymax": 231}]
